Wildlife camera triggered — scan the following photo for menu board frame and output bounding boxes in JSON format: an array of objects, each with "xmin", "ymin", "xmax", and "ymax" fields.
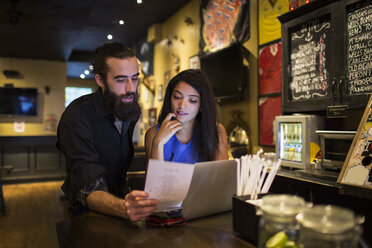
[{"xmin": 279, "ymin": 0, "xmax": 371, "ymax": 114}]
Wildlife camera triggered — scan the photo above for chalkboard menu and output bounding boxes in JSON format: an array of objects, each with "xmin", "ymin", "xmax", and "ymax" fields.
[
  {"xmin": 347, "ymin": 2, "xmax": 372, "ymax": 95},
  {"xmin": 279, "ymin": 0, "xmax": 372, "ymax": 113},
  {"xmin": 289, "ymin": 15, "xmax": 331, "ymax": 101}
]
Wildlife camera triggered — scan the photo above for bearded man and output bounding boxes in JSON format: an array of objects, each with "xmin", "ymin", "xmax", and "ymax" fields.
[{"xmin": 57, "ymin": 42, "xmax": 158, "ymax": 221}]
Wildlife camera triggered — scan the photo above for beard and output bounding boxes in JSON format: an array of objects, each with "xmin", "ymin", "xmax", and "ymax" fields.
[{"xmin": 102, "ymin": 82, "xmax": 141, "ymax": 122}]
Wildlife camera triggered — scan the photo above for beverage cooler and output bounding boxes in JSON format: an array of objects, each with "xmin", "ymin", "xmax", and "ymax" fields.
[{"xmin": 273, "ymin": 115, "xmax": 323, "ymax": 169}]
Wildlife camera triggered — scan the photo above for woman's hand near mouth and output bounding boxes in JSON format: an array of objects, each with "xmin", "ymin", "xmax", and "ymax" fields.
[{"xmin": 145, "ymin": 113, "xmax": 183, "ymax": 161}]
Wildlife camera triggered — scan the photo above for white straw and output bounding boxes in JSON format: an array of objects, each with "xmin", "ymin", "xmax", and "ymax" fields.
[
  {"xmin": 253, "ymin": 160, "xmax": 269, "ymax": 200},
  {"xmin": 235, "ymin": 158, "xmax": 241, "ymax": 196},
  {"xmin": 249, "ymin": 159, "xmax": 263, "ymax": 198},
  {"xmin": 261, "ymin": 160, "xmax": 281, "ymax": 193},
  {"xmin": 242, "ymin": 155, "xmax": 249, "ymax": 195}
]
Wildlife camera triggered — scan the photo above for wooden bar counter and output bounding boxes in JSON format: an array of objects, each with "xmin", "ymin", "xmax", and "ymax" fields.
[{"xmin": 56, "ymin": 211, "xmax": 255, "ymax": 248}]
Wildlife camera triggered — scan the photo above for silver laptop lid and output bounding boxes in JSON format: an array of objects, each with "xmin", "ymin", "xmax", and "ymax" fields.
[{"xmin": 182, "ymin": 160, "xmax": 237, "ymax": 220}]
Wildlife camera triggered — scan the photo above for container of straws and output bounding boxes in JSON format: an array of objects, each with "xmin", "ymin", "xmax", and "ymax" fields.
[{"xmin": 232, "ymin": 150, "xmax": 281, "ymax": 245}]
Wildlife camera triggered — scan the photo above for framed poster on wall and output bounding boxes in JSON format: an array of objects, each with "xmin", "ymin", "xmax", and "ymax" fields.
[
  {"xmin": 259, "ymin": 0, "xmax": 288, "ymax": 45},
  {"xmin": 259, "ymin": 96, "xmax": 282, "ymax": 146},
  {"xmin": 259, "ymin": 40, "xmax": 281, "ymax": 95},
  {"xmin": 258, "ymin": 40, "xmax": 282, "ymax": 146}
]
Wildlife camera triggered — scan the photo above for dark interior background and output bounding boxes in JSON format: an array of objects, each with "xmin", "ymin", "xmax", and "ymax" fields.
[{"xmin": 0, "ymin": 0, "xmax": 190, "ymax": 78}]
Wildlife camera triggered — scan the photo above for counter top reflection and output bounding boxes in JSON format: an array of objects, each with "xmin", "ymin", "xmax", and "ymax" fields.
[{"xmin": 56, "ymin": 211, "xmax": 254, "ymax": 248}]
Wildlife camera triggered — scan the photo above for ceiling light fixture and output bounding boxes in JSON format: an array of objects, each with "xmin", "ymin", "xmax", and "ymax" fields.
[
  {"xmin": 119, "ymin": 20, "xmax": 125, "ymax": 25},
  {"xmin": 107, "ymin": 34, "xmax": 113, "ymax": 40},
  {"xmin": 80, "ymin": 74, "xmax": 86, "ymax": 79},
  {"xmin": 89, "ymin": 65, "xmax": 93, "ymax": 70},
  {"xmin": 137, "ymin": 0, "xmax": 143, "ymax": 4},
  {"xmin": 84, "ymin": 70, "xmax": 89, "ymax": 75}
]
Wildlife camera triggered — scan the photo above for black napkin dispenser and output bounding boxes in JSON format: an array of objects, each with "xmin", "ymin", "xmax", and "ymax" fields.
[{"xmin": 232, "ymin": 195, "xmax": 266, "ymax": 246}]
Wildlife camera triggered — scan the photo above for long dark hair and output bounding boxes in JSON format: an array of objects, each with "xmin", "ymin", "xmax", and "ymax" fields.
[{"xmin": 158, "ymin": 69, "xmax": 220, "ymax": 161}]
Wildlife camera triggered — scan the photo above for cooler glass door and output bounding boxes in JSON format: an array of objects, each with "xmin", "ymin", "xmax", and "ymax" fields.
[{"xmin": 279, "ymin": 122, "xmax": 303, "ymax": 163}]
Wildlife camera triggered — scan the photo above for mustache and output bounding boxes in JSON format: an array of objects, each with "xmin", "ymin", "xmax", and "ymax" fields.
[{"xmin": 119, "ymin": 92, "xmax": 137, "ymax": 100}]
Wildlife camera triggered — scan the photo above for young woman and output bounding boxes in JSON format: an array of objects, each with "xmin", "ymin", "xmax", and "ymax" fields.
[{"xmin": 145, "ymin": 69, "xmax": 228, "ymax": 163}]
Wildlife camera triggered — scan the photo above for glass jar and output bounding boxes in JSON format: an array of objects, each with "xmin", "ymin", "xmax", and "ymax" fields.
[
  {"xmin": 297, "ymin": 205, "xmax": 363, "ymax": 248},
  {"xmin": 257, "ymin": 194, "xmax": 306, "ymax": 248}
]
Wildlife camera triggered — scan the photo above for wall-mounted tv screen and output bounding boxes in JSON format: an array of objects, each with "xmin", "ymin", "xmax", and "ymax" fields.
[
  {"xmin": 200, "ymin": 42, "xmax": 248, "ymax": 103},
  {"xmin": 0, "ymin": 87, "xmax": 38, "ymax": 116}
]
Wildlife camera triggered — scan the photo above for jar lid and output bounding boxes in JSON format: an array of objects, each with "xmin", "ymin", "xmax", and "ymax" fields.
[
  {"xmin": 260, "ymin": 194, "xmax": 306, "ymax": 217},
  {"xmin": 297, "ymin": 205, "xmax": 356, "ymax": 234}
]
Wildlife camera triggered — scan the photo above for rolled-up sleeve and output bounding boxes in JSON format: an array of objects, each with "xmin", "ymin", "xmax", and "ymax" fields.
[
  {"xmin": 58, "ymin": 107, "xmax": 106, "ymax": 204},
  {"xmin": 76, "ymin": 175, "xmax": 109, "ymax": 207}
]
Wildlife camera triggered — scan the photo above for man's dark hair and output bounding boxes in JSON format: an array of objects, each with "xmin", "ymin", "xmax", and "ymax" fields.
[
  {"xmin": 158, "ymin": 69, "xmax": 220, "ymax": 162},
  {"xmin": 92, "ymin": 42, "xmax": 135, "ymax": 80}
]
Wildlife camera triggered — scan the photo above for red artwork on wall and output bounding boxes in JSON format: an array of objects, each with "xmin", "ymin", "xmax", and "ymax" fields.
[
  {"xmin": 259, "ymin": 41, "xmax": 281, "ymax": 95},
  {"xmin": 201, "ymin": 0, "xmax": 247, "ymax": 52},
  {"xmin": 259, "ymin": 96, "xmax": 282, "ymax": 146}
]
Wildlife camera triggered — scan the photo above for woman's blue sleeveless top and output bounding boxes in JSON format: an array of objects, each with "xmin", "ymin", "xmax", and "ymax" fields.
[{"xmin": 156, "ymin": 125, "xmax": 199, "ymax": 164}]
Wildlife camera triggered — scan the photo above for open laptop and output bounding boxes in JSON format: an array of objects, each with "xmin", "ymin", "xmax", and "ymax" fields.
[{"xmin": 181, "ymin": 159, "xmax": 237, "ymax": 220}]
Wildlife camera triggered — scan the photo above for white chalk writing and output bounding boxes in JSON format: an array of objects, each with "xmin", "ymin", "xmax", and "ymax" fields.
[
  {"xmin": 290, "ymin": 18, "xmax": 330, "ymax": 100},
  {"xmin": 347, "ymin": 4, "xmax": 372, "ymax": 95}
]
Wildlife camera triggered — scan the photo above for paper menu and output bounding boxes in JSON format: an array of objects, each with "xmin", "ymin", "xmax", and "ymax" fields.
[{"xmin": 144, "ymin": 159, "xmax": 195, "ymax": 211}]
